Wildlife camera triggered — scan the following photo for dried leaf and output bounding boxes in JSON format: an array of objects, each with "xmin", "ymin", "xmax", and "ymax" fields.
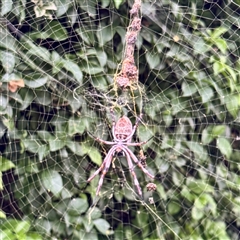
[{"xmin": 8, "ymin": 79, "xmax": 25, "ymax": 92}]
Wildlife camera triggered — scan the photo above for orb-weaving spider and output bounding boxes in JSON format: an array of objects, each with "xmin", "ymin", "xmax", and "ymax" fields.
[{"xmin": 87, "ymin": 111, "xmax": 154, "ymax": 196}]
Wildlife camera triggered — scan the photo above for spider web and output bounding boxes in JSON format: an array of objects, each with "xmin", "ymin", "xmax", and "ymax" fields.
[{"xmin": 0, "ymin": 0, "xmax": 240, "ymax": 239}]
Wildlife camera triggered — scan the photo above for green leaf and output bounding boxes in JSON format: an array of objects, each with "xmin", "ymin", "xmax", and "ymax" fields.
[
  {"xmin": 2, "ymin": 117, "xmax": 14, "ymax": 130},
  {"xmin": 0, "ymin": 94, "xmax": 8, "ymax": 111},
  {"xmin": 24, "ymin": 75, "xmax": 48, "ymax": 88},
  {"xmin": 37, "ymin": 145, "xmax": 49, "ymax": 162},
  {"xmin": 22, "ymin": 139, "xmax": 42, "ymax": 153},
  {"xmin": 0, "ymin": 156, "xmax": 15, "ymax": 172},
  {"xmin": 0, "ymin": 51, "xmax": 15, "ymax": 73},
  {"xmin": 15, "ymin": 221, "xmax": 30, "ymax": 234},
  {"xmin": 19, "ymin": 88, "xmax": 36, "ymax": 110},
  {"xmin": 217, "ymin": 138, "xmax": 232, "ymax": 159},
  {"xmin": 93, "ymin": 218, "xmax": 112, "ymax": 235},
  {"xmin": 41, "ymin": 170, "xmax": 63, "ymax": 197},
  {"xmin": 83, "ymin": 144, "xmax": 102, "ymax": 166},
  {"xmin": 198, "ymin": 86, "xmax": 214, "ymax": 103},
  {"xmin": 0, "ymin": 210, "xmax": 6, "ymax": 219},
  {"xmin": 193, "ymin": 38, "xmax": 208, "ymax": 54},
  {"xmin": 37, "ymin": 131, "xmax": 54, "ymax": 141},
  {"xmin": 225, "ymin": 95, "xmax": 239, "ymax": 118},
  {"xmin": 214, "ymin": 38, "xmax": 227, "ymax": 54},
  {"xmin": 26, "ymin": 41, "xmax": 51, "ymax": 61},
  {"xmin": 97, "ymin": 51, "xmax": 107, "ymax": 67},
  {"xmin": 101, "ymin": 0, "xmax": 110, "ymax": 8},
  {"xmin": 211, "ymin": 27, "xmax": 227, "ymax": 39},
  {"xmin": 187, "ymin": 178, "xmax": 214, "ymax": 194},
  {"xmin": 114, "ymin": 0, "xmax": 123, "ymax": 9},
  {"xmin": 68, "ymin": 117, "xmax": 86, "ymax": 135},
  {"xmin": 97, "ymin": 25, "xmax": 115, "ymax": 47},
  {"xmin": 171, "ymin": 97, "xmax": 187, "ymax": 115},
  {"xmin": 26, "ymin": 232, "xmax": 43, "ymax": 240},
  {"xmin": 192, "ymin": 205, "xmax": 204, "ymax": 220},
  {"xmin": 82, "ymin": 64, "xmax": 104, "ymax": 75},
  {"xmin": 79, "ymin": 0, "xmax": 96, "ymax": 17},
  {"xmin": 66, "ymin": 141, "xmax": 83, "ymax": 156},
  {"xmin": 92, "ymin": 76, "xmax": 108, "ymax": 91},
  {"xmin": 49, "ymin": 139, "xmax": 66, "ymax": 152},
  {"xmin": 163, "ymin": 113, "xmax": 172, "ymax": 127},
  {"xmin": 201, "ymin": 128, "xmax": 213, "ymax": 145},
  {"xmin": 226, "ymin": 65, "xmax": 237, "ymax": 82},
  {"xmin": 168, "ymin": 201, "xmax": 181, "ymax": 215},
  {"xmin": 88, "ymin": 207, "xmax": 102, "ymax": 220},
  {"xmin": 186, "ymin": 141, "xmax": 207, "ymax": 161},
  {"xmin": 0, "ymin": 172, "xmax": 2, "ymax": 190},
  {"xmin": 213, "ymin": 61, "xmax": 225, "ymax": 75},
  {"xmin": 67, "ymin": 198, "xmax": 88, "ymax": 216},
  {"xmin": 34, "ymin": 90, "xmax": 52, "ymax": 105},
  {"xmin": 63, "ymin": 60, "xmax": 83, "ymax": 84},
  {"xmin": 76, "ymin": 28, "xmax": 95, "ymax": 45},
  {"xmin": 182, "ymin": 81, "xmax": 198, "ymax": 97},
  {"xmin": 0, "ymin": 27, "xmax": 17, "ymax": 52},
  {"xmin": 43, "ymin": 20, "xmax": 68, "ymax": 41},
  {"xmin": 1, "ymin": 0, "xmax": 13, "ymax": 15},
  {"xmin": 146, "ymin": 51, "xmax": 160, "ymax": 69},
  {"xmin": 180, "ymin": 186, "xmax": 194, "ymax": 202},
  {"xmin": 211, "ymin": 125, "xmax": 226, "ymax": 137},
  {"xmin": 55, "ymin": 0, "xmax": 70, "ymax": 17}
]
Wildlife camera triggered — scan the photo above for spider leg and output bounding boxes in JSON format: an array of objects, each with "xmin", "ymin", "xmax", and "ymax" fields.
[
  {"xmin": 124, "ymin": 113, "xmax": 143, "ymax": 142},
  {"xmin": 123, "ymin": 146, "xmax": 154, "ymax": 179},
  {"xmin": 96, "ymin": 148, "xmax": 116, "ymax": 196},
  {"xmin": 124, "ymin": 136, "xmax": 153, "ymax": 146},
  {"xmin": 122, "ymin": 148, "xmax": 142, "ymax": 196},
  {"xmin": 87, "ymin": 146, "xmax": 117, "ymax": 183},
  {"xmin": 87, "ymin": 131, "xmax": 115, "ymax": 145}
]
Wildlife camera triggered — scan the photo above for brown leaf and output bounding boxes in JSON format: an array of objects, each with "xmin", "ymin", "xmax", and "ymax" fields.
[{"xmin": 8, "ymin": 79, "xmax": 25, "ymax": 93}]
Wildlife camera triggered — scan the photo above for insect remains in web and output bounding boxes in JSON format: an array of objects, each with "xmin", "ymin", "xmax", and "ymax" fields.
[{"xmin": 87, "ymin": 110, "xmax": 154, "ymax": 196}]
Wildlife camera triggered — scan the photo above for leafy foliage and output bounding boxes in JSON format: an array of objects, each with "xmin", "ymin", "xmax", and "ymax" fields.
[{"xmin": 0, "ymin": 0, "xmax": 240, "ymax": 239}]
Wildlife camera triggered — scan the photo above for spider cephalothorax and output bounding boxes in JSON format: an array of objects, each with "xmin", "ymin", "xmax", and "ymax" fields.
[{"xmin": 87, "ymin": 112, "xmax": 154, "ymax": 196}]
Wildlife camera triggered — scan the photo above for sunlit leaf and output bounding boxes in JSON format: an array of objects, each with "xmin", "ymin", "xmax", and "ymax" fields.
[
  {"xmin": 67, "ymin": 198, "xmax": 89, "ymax": 216},
  {"xmin": 217, "ymin": 137, "xmax": 232, "ymax": 159},
  {"xmin": 198, "ymin": 87, "xmax": 214, "ymax": 103},
  {"xmin": 41, "ymin": 170, "xmax": 63, "ymax": 197},
  {"xmin": 114, "ymin": 0, "xmax": 124, "ymax": 9},
  {"xmin": 0, "ymin": 51, "xmax": 15, "ymax": 73},
  {"xmin": 63, "ymin": 60, "xmax": 83, "ymax": 84},
  {"xmin": 214, "ymin": 38, "xmax": 227, "ymax": 54},
  {"xmin": 1, "ymin": 0, "xmax": 13, "ymax": 15},
  {"xmin": 0, "ymin": 210, "xmax": 6, "ymax": 219},
  {"xmin": 0, "ymin": 156, "xmax": 15, "ymax": 172},
  {"xmin": 24, "ymin": 75, "xmax": 48, "ymax": 88},
  {"xmin": 182, "ymin": 81, "xmax": 198, "ymax": 97},
  {"xmin": 15, "ymin": 221, "xmax": 30, "ymax": 234},
  {"xmin": 49, "ymin": 139, "xmax": 66, "ymax": 152},
  {"xmin": 93, "ymin": 219, "xmax": 112, "ymax": 235}
]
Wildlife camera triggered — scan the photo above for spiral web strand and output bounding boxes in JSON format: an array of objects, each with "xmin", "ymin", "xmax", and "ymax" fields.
[{"xmin": 0, "ymin": 0, "xmax": 240, "ymax": 239}]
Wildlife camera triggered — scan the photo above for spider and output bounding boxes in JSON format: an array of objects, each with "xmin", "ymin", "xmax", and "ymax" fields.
[{"xmin": 87, "ymin": 112, "xmax": 154, "ymax": 196}]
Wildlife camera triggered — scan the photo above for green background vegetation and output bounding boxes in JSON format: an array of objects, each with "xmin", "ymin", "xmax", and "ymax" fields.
[{"xmin": 0, "ymin": 0, "xmax": 240, "ymax": 239}]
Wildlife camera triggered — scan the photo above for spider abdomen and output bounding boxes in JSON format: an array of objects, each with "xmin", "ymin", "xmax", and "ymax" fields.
[{"xmin": 115, "ymin": 116, "xmax": 133, "ymax": 139}]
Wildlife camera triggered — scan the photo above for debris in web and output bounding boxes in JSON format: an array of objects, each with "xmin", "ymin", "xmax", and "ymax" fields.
[{"xmin": 115, "ymin": 0, "xmax": 142, "ymax": 89}]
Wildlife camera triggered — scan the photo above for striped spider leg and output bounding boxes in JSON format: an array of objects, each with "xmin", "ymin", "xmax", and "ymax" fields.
[{"xmin": 87, "ymin": 113, "xmax": 154, "ymax": 196}]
